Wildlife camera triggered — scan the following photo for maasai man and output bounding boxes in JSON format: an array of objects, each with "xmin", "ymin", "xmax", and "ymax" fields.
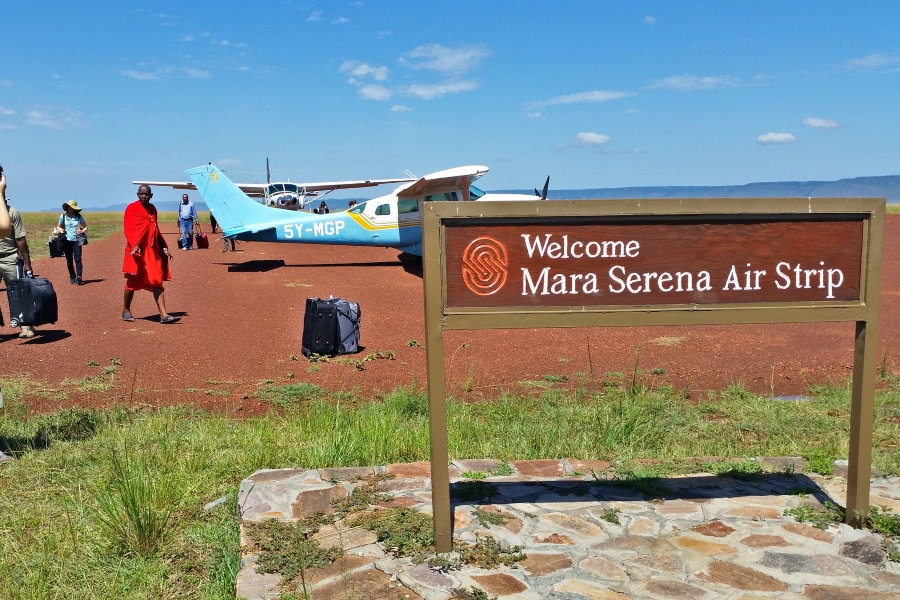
[{"xmin": 121, "ymin": 185, "xmax": 179, "ymax": 323}]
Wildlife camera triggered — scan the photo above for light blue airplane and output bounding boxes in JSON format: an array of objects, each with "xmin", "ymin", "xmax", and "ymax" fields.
[{"xmin": 139, "ymin": 164, "xmax": 543, "ymax": 256}]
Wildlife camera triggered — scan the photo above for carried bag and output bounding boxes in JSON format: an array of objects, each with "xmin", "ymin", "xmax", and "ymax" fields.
[
  {"xmin": 7, "ymin": 277, "xmax": 58, "ymax": 327},
  {"xmin": 195, "ymin": 223, "xmax": 209, "ymax": 249},
  {"xmin": 77, "ymin": 231, "xmax": 88, "ymax": 246},
  {"xmin": 48, "ymin": 233, "xmax": 65, "ymax": 258}
]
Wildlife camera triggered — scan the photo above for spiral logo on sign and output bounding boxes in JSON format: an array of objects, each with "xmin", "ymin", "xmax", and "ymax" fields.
[{"xmin": 462, "ymin": 237, "xmax": 508, "ymax": 295}]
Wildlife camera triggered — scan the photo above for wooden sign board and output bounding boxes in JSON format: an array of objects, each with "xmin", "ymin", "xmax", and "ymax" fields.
[
  {"xmin": 422, "ymin": 198, "xmax": 884, "ymax": 553},
  {"xmin": 445, "ymin": 219, "xmax": 862, "ymax": 307}
]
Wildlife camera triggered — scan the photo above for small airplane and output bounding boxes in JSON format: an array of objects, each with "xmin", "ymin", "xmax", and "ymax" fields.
[
  {"xmin": 140, "ymin": 164, "xmax": 546, "ymax": 256},
  {"xmin": 134, "ymin": 158, "xmax": 416, "ymax": 211}
]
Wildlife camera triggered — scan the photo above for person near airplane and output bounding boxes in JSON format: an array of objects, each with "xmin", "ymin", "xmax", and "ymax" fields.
[
  {"xmin": 178, "ymin": 194, "xmax": 199, "ymax": 250},
  {"xmin": 55, "ymin": 200, "xmax": 88, "ymax": 285},
  {"xmin": 121, "ymin": 185, "xmax": 179, "ymax": 324}
]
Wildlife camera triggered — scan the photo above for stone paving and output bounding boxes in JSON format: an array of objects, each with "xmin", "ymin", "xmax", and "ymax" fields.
[{"xmin": 236, "ymin": 458, "xmax": 900, "ymax": 599}]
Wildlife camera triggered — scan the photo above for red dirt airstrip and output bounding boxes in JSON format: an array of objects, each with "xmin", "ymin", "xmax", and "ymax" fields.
[{"xmin": 1, "ymin": 217, "xmax": 898, "ymax": 416}]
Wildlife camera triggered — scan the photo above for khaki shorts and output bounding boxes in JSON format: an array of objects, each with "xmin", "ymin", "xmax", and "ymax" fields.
[{"xmin": 0, "ymin": 259, "xmax": 17, "ymax": 286}]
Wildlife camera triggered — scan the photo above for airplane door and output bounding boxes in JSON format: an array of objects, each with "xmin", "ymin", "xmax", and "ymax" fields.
[{"xmin": 397, "ymin": 198, "xmax": 421, "ymax": 224}]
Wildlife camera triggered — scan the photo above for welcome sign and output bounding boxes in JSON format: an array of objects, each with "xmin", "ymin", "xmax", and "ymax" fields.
[
  {"xmin": 421, "ymin": 198, "xmax": 884, "ymax": 553},
  {"xmin": 445, "ymin": 219, "xmax": 863, "ymax": 307}
]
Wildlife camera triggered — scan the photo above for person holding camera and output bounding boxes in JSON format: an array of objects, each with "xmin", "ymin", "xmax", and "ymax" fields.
[
  {"xmin": 0, "ymin": 168, "xmax": 12, "ymax": 238},
  {"xmin": 55, "ymin": 200, "xmax": 88, "ymax": 285}
]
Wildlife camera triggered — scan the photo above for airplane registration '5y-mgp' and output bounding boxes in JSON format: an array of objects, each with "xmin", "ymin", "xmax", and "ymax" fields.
[{"xmin": 140, "ymin": 164, "xmax": 542, "ymax": 257}]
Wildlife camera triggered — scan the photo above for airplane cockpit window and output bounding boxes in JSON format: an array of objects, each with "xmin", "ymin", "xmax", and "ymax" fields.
[
  {"xmin": 469, "ymin": 185, "xmax": 485, "ymax": 201},
  {"xmin": 397, "ymin": 199, "xmax": 419, "ymax": 214},
  {"xmin": 423, "ymin": 192, "xmax": 459, "ymax": 202},
  {"xmin": 267, "ymin": 183, "xmax": 299, "ymax": 194},
  {"xmin": 375, "ymin": 203, "xmax": 392, "ymax": 216},
  {"xmin": 349, "ymin": 205, "xmax": 365, "ymax": 214}
]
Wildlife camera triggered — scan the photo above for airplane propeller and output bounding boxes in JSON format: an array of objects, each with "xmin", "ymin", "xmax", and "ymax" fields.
[
  {"xmin": 534, "ymin": 176, "xmax": 550, "ymax": 200},
  {"xmin": 266, "ymin": 157, "xmax": 271, "ymax": 184}
]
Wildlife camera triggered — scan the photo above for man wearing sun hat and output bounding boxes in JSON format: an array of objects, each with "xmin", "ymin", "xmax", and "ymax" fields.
[
  {"xmin": 54, "ymin": 200, "xmax": 88, "ymax": 285},
  {"xmin": 0, "ymin": 193, "xmax": 35, "ymax": 338}
]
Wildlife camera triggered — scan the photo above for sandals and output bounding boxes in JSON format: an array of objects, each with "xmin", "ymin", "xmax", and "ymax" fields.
[
  {"xmin": 160, "ymin": 315, "xmax": 180, "ymax": 324},
  {"xmin": 121, "ymin": 312, "xmax": 135, "ymax": 322}
]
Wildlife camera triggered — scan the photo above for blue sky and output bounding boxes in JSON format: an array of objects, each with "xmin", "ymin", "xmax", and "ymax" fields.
[{"xmin": 2, "ymin": 1, "xmax": 899, "ymax": 210}]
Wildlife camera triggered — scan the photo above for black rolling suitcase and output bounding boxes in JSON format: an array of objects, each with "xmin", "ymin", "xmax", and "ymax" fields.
[
  {"xmin": 7, "ymin": 277, "xmax": 58, "ymax": 327},
  {"xmin": 301, "ymin": 298, "xmax": 338, "ymax": 357}
]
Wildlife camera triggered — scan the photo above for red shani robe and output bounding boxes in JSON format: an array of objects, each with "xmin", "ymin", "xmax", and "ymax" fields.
[{"xmin": 122, "ymin": 200, "xmax": 171, "ymax": 290}]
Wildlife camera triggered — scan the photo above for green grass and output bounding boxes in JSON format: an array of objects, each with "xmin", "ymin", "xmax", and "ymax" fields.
[
  {"xmin": 2, "ymin": 376, "xmax": 900, "ymax": 597},
  {"xmin": 21, "ymin": 211, "xmax": 211, "ymax": 261}
]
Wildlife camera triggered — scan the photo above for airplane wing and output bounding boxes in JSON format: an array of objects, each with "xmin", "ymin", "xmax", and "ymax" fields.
[
  {"xmin": 397, "ymin": 165, "xmax": 489, "ymax": 198},
  {"xmin": 132, "ymin": 177, "xmax": 415, "ymax": 198}
]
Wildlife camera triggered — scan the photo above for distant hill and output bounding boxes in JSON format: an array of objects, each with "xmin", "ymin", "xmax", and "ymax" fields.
[
  {"xmin": 496, "ymin": 175, "xmax": 900, "ymax": 203},
  {"xmin": 50, "ymin": 174, "xmax": 900, "ymax": 212},
  {"xmin": 58, "ymin": 198, "xmax": 368, "ymax": 213}
]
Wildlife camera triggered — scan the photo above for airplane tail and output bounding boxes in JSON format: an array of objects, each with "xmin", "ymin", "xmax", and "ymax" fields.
[{"xmin": 185, "ymin": 164, "xmax": 284, "ymax": 232}]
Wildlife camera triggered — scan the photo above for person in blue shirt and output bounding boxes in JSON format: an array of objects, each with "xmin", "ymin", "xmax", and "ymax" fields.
[
  {"xmin": 178, "ymin": 194, "xmax": 198, "ymax": 250},
  {"xmin": 54, "ymin": 200, "xmax": 88, "ymax": 285}
]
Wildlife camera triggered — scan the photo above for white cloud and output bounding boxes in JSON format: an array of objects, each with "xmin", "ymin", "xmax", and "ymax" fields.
[
  {"xmin": 625, "ymin": 108, "xmax": 638, "ymax": 114},
  {"xmin": 0, "ymin": 80, "xmax": 11, "ymax": 87},
  {"xmin": 757, "ymin": 132, "xmax": 796, "ymax": 145},
  {"xmin": 339, "ymin": 60, "xmax": 389, "ymax": 81},
  {"xmin": 528, "ymin": 90, "xmax": 634, "ymax": 109},
  {"xmin": 376, "ymin": 30, "xmax": 392, "ymax": 37},
  {"xmin": 307, "ymin": 10, "xmax": 322, "ymax": 21},
  {"xmin": 52, "ymin": 74, "xmax": 61, "ymax": 80},
  {"xmin": 400, "ymin": 44, "xmax": 489, "ymax": 74},
  {"xmin": 358, "ymin": 85, "xmax": 392, "ymax": 101},
  {"xmin": 803, "ymin": 117, "xmax": 839, "ymax": 129},
  {"xmin": 186, "ymin": 68, "xmax": 211, "ymax": 79},
  {"xmin": 644, "ymin": 15, "xmax": 655, "ymax": 24},
  {"xmin": 27, "ymin": 106, "xmax": 84, "ymax": 129},
  {"xmin": 351, "ymin": 1, "xmax": 364, "ymax": 6},
  {"xmin": 390, "ymin": 105, "xmax": 411, "ymax": 112},
  {"xmin": 331, "ymin": 17, "xmax": 349, "ymax": 24},
  {"xmin": 121, "ymin": 69, "xmax": 158, "ymax": 81},
  {"xmin": 574, "ymin": 132, "xmax": 611, "ymax": 146},
  {"xmin": 843, "ymin": 51, "xmax": 900, "ymax": 71},
  {"xmin": 647, "ymin": 74, "xmax": 739, "ymax": 90},
  {"xmin": 219, "ymin": 39, "xmax": 230, "ymax": 46},
  {"xmin": 526, "ymin": 111, "xmax": 541, "ymax": 119},
  {"xmin": 404, "ymin": 80, "xmax": 479, "ymax": 100},
  {"xmin": 0, "ymin": 106, "xmax": 15, "ymax": 115},
  {"xmin": 179, "ymin": 34, "xmax": 195, "ymax": 42},
  {"xmin": 237, "ymin": 66, "xmax": 250, "ymax": 72}
]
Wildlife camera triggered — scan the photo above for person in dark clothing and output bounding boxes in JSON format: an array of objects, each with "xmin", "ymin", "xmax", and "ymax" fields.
[{"xmin": 210, "ymin": 212, "xmax": 218, "ymax": 234}]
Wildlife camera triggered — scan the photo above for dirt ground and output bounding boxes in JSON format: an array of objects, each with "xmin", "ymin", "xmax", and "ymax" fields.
[{"xmin": 2, "ymin": 216, "xmax": 898, "ymax": 416}]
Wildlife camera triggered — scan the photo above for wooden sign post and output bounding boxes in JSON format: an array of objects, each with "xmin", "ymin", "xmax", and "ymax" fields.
[{"xmin": 421, "ymin": 198, "xmax": 884, "ymax": 553}]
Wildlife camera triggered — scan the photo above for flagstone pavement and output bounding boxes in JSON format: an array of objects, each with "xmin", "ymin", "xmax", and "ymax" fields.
[{"xmin": 236, "ymin": 457, "xmax": 900, "ymax": 599}]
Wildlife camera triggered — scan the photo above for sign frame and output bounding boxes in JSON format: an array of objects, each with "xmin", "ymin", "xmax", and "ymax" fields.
[{"xmin": 422, "ymin": 197, "xmax": 884, "ymax": 553}]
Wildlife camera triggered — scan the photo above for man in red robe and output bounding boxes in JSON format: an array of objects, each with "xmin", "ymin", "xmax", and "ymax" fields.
[{"xmin": 121, "ymin": 185, "xmax": 179, "ymax": 323}]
